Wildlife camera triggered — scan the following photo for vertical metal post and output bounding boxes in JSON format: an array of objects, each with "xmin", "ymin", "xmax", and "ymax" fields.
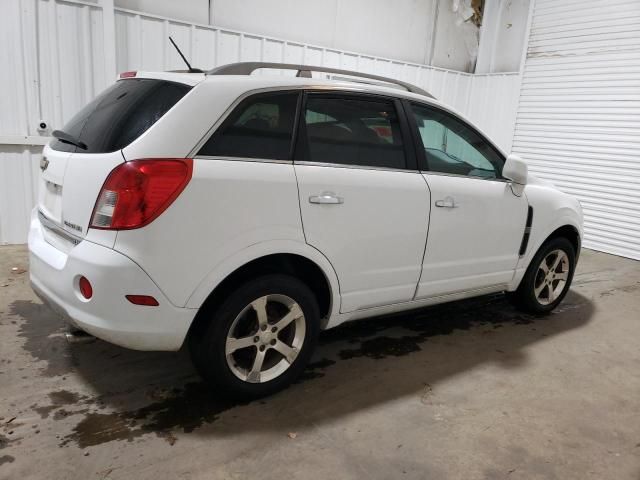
[
  {"xmin": 99, "ymin": 0, "xmax": 117, "ymax": 81},
  {"xmin": 475, "ymin": 0, "xmax": 499, "ymax": 74},
  {"xmin": 507, "ymin": 0, "xmax": 535, "ymax": 152},
  {"xmin": 518, "ymin": 0, "xmax": 535, "ymax": 75},
  {"xmin": 425, "ymin": 0, "xmax": 440, "ymax": 66}
]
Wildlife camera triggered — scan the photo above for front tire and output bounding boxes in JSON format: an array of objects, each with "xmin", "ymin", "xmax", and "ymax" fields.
[
  {"xmin": 511, "ymin": 237, "xmax": 576, "ymax": 315},
  {"xmin": 189, "ymin": 274, "xmax": 320, "ymax": 399}
]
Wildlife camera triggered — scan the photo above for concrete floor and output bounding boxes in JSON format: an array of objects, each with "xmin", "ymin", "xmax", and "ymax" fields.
[{"xmin": 0, "ymin": 246, "xmax": 639, "ymax": 480}]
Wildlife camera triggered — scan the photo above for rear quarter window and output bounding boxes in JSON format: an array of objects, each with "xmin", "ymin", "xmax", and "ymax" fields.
[
  {"xmin": 51, "ymin": 79, "xmax": 191, "ymax": 153},
  {"xmin": 197, "ymin": 92, "xmax": 299, "ymax": 160}
]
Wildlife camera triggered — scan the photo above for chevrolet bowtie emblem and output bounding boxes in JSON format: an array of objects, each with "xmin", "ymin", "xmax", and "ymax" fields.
[{"xmin": 40, "ymin": 157, "xmax": 49, "ymax": 171}]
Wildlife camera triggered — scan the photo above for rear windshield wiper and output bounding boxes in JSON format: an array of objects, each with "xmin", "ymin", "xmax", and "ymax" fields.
[{"xmin": 52, "ymin": 130, "xmax": 88, "ymax": 150}]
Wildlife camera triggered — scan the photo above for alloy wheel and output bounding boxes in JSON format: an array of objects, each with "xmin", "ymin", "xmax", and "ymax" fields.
[
  {"xmin": 225, "ymin": 294, "xmax": 306, "ymax": 383},
  {"xmin": 534, "ymin": 249, "xmax": 570, "ymax": 305}
]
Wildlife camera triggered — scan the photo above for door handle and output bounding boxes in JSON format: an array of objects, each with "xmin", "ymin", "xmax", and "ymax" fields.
[
  {"xmin": 435, "ymin": 197, "xmax": 457, "ymax": 208},
  {"xmin": 309, "ymin": 193, "xmax": 344, "ymax": 205}
]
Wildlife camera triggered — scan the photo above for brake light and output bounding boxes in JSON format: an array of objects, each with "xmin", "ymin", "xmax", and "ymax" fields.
[
  {"xmin": 119, "ymin": 71, "xmax": 137, "ymax": 78},
  {"xmin": 91, "ymin": 159, "xmax": 193, "ymax": 230}
]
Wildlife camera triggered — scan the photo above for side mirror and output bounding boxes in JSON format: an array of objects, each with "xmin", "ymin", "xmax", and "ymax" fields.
[{"xmin": 503, "ymin": 154, "xmax": 528, "ymax": 185}]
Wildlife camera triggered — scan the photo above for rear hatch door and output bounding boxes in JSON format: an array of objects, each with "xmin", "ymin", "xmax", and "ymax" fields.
[{"xmin": 38, "ymin": 77, "xmax": 192, "ymax": 244}]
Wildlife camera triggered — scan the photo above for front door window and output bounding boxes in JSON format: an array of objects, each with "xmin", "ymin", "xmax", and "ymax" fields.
[{"xmin": 411, "ymin": 104, "xmax": 504, "ymax": 179}]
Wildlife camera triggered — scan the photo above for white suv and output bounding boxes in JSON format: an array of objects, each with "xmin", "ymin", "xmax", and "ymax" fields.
[{"xmin": 29, "ymin": 62, "xmax": 583, "ymax": 398}]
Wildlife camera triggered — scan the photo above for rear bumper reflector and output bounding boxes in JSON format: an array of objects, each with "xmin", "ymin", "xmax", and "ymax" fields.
[{"xmin": 125, "ymin": 295, "xmax": 159, "ymax": 306}]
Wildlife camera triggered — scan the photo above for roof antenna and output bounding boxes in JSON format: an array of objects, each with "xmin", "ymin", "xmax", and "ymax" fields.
[{"xmin": 168, "ymin": 36, "xmax": 203, "ymax": 73}]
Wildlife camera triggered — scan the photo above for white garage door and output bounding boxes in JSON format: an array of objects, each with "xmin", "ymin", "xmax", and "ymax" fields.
[{"xmin": 512, "ymin": 0, "xmax": 640, "ymax": 260}]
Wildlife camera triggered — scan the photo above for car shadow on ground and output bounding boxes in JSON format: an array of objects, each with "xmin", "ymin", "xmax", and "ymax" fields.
[{"xmin": 10, "ymin": 290, "xmax": 593, "ymax": 449}]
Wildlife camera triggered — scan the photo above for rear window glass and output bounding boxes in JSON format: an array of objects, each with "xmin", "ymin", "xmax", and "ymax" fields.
[{"xmin": 50, "ymin": 79, "xmax": 191, "ymax": 153}]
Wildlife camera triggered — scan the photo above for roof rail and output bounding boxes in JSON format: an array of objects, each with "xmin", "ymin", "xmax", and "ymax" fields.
[{"xmin": 206, "ymin": 62, "xmax": 434, "ymax": 98}]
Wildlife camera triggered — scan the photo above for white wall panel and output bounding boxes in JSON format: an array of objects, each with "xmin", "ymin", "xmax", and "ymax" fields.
[
  {"xmin": 1, "ymin": 0, "xmax": 106, "ymax": 244},
  {"xmin": 468, "ymin": 73, "xmax": 522, "ymax": 152},
  {"xmin": 207, "ymin": 0, "xmax": 438, "ymax": 66},
  {"xmin": 0, "ymin": 1, "xmax": 521, "ymax": 244},
  {"xmin": 513, "ymin": 0, "xmax": 640, "ymax": 260},
  {"xmin": 477, "ymin": 0, "xmax": 532, "ymax": 74},
  {"xmin": 36, "ymin": 0, "xmax": 107, "ymax": 130},
  {"xmin": 0, "ymin": 0, "xmax": 34, "ymax": 137},
  {"xmin": 116, "ymin": 0, "xmax": 208, "ymax": 24},
  {"xmin": 112, "ymin": 7, "xmax": 521, "ymax": 150},
  {"xmin": 0, "ymin": 148, "xmax": 41, "ymax": 245},
  {"xmin": 115, "ymin": 0, "xmax": 532, "ymax": 73}
]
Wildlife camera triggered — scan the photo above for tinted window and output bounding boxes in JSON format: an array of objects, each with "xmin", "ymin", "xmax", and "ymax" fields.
[
  {"xmin": 302, "ymin": 96, "xmax": 406, "ymax": 169},
  {"xmin": 198, "ymin": 92, "xmax": 298, "ymax": 160},
  {"xmin": 410, "ymin": 104, "xmax": 503, "ymax": 179},
  {"xmin": 51, "ymin": 79, "xmax": 191, "ymax": 153}
]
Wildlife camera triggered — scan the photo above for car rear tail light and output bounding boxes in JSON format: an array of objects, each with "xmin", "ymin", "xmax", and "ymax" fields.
[
  {"xmin": 91, "ymin": 159, "xmax": 192, "ymax": 230},
  {"xmin": 126, "ymin": 295, "xmax": 159, "ymax": 306},
  {"xmin": 79, "ymin": 276, "xmax": 93, "ymax": 299},
  {"xmin": 119, "ymin": 71, "xmax": 137, "ymax": 78}
]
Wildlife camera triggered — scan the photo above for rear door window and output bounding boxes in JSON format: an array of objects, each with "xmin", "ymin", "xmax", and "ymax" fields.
[
  {"xmin": 197, "ymin": 92, "xmax": 299, "ymax": 160},
  {"xmin": 300, "ymin": 95, "xmax": 407, "ymax": 169},
  {"xmin": 51, "ymin": 79, "xmax": 191, "ymax": 154}
]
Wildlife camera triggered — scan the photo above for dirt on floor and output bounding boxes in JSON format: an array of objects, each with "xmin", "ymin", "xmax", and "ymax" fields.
[{"xmin": 0, "ymin": 245, "xmax": 639, "ymax": 479}]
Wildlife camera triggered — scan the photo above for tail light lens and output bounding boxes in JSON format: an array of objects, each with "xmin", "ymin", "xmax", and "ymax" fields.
[{"xmin": 91, "ymin": 159, "xmax": 193, "ymax": 230}]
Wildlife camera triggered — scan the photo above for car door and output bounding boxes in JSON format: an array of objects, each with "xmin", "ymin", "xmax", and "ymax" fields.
[
  {"xmin": 294, "ymin": 92, "xmax": 430, "ymax": 313},
  {"xmin": 406, "ymin": 102, "xmax": 529, "ymax": 299}
]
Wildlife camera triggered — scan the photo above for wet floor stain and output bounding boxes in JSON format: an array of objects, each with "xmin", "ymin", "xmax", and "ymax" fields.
[
  {"xmin": 64, "ymin": 412, "xmax": 137, "ymax": 448},
  {"xmin": 53, "ymin": 408, "xmax": 89, "ymax": 421},
  {"xmin": 0, "ymin": 433, "xmax": 17, "ymax": 463},
  {"xmin": 61, "ymin": 354, "xmax": 345, "ymax": 448},
  {"xmin": 33, "ymin": 390, "xmax": 90, "ymax": 418},
  {"xmin": 61, "ymin": 382, "xmax": 238, "ymax": 448},
  {"xmin": 339, "ymin": 335, "xmax": 422, "ymax": 360},
  {"xmin": 306, "ymin": 358, "xmax": 337, "ymax": 370},
  {"xmin": 49, "ymin": 390, "xmax": 84, "ymax": 405},
  {"xmin": 10, "ymin": 300, "xmax": 73, "ymax": 377},
  {"xmin": 295, "ymin": 358, "xmax": 337, "ymax": 383},
  {"xmin": 0, "ymin": 434, "xmax": 11, "ymax": 450},
  {"xmin": 9, "ymin": 291, "xmax": 588, "ymax": 451},
  {"xmin": 58, "ymin": 295, "xmax": 559, "ymax": 448},
  {"xmin": 332, "ymin": 294, "xmax": 538, "ymax": 360},
  {"xmin": 32, "ymin": 404, "xmax": 57, "ymax": 419}
]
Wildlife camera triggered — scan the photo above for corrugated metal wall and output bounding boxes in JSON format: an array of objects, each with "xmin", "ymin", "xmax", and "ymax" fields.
[
  {"xmin": 512, "ymin": 0, "xmax": 640, "ymax": 260},
  {"xmin": 112, "ymin": 6, "xmax": 521, "ymax": 152},
  {"xmin": 0, "ymin": 0, "xmax": 521, "ymax": 244},
  {"xmin": 0, "ymin": 0, "xmax": 107, "ymax": 245}
]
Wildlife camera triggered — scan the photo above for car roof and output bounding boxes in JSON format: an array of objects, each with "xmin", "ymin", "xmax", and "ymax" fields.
[
  {"xmin": 131, "ymin": 70, "xmax": 440, "ymax": 104},
  {"xmin": 127, "ymin": 70, "xmax": 506, "ymax": 157}
]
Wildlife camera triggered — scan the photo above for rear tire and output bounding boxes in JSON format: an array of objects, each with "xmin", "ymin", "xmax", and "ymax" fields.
[
  {"xmin": 189, "ymin": 274, "xmax": 320, "ymax": 399},
  {"xmin": 510, "ymin": 237, "xmax": 576, "ymax": 315}
]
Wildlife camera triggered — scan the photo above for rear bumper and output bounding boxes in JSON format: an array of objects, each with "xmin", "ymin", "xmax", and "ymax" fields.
[{"xmin": 28, "ymin": 209, "xmax": 196, "ymax": 351}]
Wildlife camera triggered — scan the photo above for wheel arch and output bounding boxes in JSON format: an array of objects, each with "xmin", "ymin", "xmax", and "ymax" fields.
[
  {"xmin": 546, "ymin": 224, "xmax": 581, "ymax": 260},
  {"xmin": 510, "ymin": 213, "xmax": 583, "ymax": 291},
  {"xmin": 185, "ymin": 241, "xmax": 341, "ymax": 338}
]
